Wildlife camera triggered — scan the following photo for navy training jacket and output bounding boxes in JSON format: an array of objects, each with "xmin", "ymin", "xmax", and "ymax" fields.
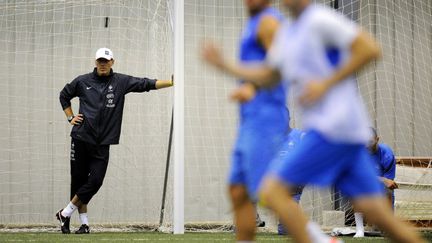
[{"xmin": 59, "ymin": 68, "xmax": 157, "ymax": 145}]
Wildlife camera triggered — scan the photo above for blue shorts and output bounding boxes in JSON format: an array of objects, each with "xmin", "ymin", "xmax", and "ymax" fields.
[
  {"xmin": 229, "ymin": 124, "xmax": 285, "ymax": 200},
  {"xmin": 270, "ymin": 130, "xmax": 305, "ymax": 200},
  {"xmin": 268, "ymin": 131, "xmax": 384, "ymax": 198}
]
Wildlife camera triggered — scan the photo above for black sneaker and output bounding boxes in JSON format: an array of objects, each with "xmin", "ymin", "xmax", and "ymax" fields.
[
  {"xmin": 256, "ymin": 213, "xmax": 265, "ymax": 227},
  {"xmin": 55, "ymin": 209, "xmax": 70, "ymax": 234},
  {"xmin": 75, "ymin": 224, "xmax": 90, "ymax": 234},
  {"xmin": 256, "ymin": 220, "xmax": 265, "ymax": 227}
]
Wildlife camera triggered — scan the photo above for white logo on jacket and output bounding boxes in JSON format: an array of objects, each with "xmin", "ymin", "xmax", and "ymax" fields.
[{"xmin": 106, "ymin": 85, "xmax": 115, "ymax": 108}]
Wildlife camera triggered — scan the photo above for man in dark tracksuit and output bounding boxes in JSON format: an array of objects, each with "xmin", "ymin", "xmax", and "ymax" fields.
[{"xmin": 56, "ymin": 47, "xmax": 173, "ymax": 234}]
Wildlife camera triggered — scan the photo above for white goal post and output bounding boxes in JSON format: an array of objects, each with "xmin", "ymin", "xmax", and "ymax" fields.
[{"xmin": 173, "ymin": 0, "xmax": 185, "ymax": 235}]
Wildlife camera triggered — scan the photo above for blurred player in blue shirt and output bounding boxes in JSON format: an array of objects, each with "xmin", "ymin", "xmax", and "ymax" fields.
[
  {"xmin": 227, "ymin": 0, "xmax": 288, "ymax": 241},
  {"xmin": 354, "ymin": 127, "xmax": 398, "ymax": 237},
  {"xmin": 368, "ymin": 127, "xmax": 398, "ymax": 204}
]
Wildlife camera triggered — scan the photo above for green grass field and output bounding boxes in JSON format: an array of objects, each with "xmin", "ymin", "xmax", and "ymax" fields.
[{"xmin": 1, "ymin": 232, "xmax": 431, "ymax": 243}]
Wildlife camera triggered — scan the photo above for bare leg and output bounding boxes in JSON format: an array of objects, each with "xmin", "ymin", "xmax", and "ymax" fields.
[
  {"xmin": 386, "ymin": 191, "xmax": 394, "ymax": 209},
  {"xmin": 77, "ymin": 203, "xmax": 89, "ymax": 228},
  {"xmin": 354, "ymin": 197, "xmax": 426, "ymax": 243},
  {"xmin": 259, "ymin": 178, "xmax": 311, "ymax": 243},
  {"xmin": 71, "ymin": 195, "xmax": 83, "ymax": 208},
  {"xmin": 229, "ymin": 185, "xmax": 256, "ymax": 241},
  {"xmin": 78, "ymin": 204, "xmax": 87, "ymax": 214}
]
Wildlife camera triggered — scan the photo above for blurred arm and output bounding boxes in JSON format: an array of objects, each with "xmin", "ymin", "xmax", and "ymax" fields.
[{"xmin": 201, "ymin": 43, "xmax": 280, "ymax": 88}]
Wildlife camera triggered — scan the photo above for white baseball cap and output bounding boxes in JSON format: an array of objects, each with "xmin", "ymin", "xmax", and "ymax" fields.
[{"xmin": 95, "ymin": 47, "xmax": 113, "ymax": 60}]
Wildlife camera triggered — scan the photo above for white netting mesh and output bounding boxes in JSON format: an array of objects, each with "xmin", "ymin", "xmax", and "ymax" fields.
[
  {"xmin": 356, "ymin": 0, "xmax": 432, "ymax": 228},
  {"xmin": 183, "ymin": 0, "xmax": 432, "ymax": 231},
  {"xmin": 0, "ymin": 0, "xmax": 173, "ymax": 230}
]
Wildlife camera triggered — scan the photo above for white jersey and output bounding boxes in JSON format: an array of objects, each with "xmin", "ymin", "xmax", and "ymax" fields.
[{"xmin": 267, "ymin": 4, "xmax": 371, "ymax": 144}]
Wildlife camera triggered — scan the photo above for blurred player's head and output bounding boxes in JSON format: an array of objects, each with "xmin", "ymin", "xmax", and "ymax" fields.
[
  {"xmin": 244, "ymin": 0, "xmax": 270, "ymax": 16},
  {"xmin": 283, "ymin": 0, "xmax": 310, "ymax": 18},
  {"xmin": 367, "ymin": 127, "xmax": 379, "ymax": 153},
  {"xmin": 95, "ymin": 47, "xmax": 114, "ymax": 76}
]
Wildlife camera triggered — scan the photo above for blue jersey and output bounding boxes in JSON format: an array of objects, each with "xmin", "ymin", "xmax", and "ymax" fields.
[
  {"xmin": 239, "ymin": 7, "xmax": 288, "ymax": 124},
  {"xmin": 370, "ymin": 143, "xmax": 396, "ymax": 180},
  {"xmin": 229, "ymin": 7, "xmax": 290, "ymax": 199}
]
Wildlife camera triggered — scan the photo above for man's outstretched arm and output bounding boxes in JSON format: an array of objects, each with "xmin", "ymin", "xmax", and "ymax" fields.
[
  {"xmin": 201, "ymin": 43, "xmax": 280, "ymax": 88},
  {"xmin": 156, "ymin": 75, "xmax": 174, "ymax": 89},
  {"xmin": 126, "ymin": 75, "xmax": 172, "ymax": 93}
]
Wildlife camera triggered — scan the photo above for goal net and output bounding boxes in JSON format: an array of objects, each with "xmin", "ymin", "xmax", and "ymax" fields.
[
  {"xmin": 0, "ymin": 0, "xmax": 174, "ymax": 231},
  {"xmin": 0, "ymin": 0, "xmax": 431, "ymax": 234},
  {"xmin": 356, "ymin": 0, "xmax": 432, "ymax": 229},
  {"xmin": 183, "ymin": 0, "xmax": 432, "ymax": 232}
]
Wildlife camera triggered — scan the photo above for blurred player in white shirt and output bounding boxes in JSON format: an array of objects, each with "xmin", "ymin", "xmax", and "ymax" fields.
[{"xmin": 202, "ymin": 0, "xmax": 425, "ymax": 242}]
